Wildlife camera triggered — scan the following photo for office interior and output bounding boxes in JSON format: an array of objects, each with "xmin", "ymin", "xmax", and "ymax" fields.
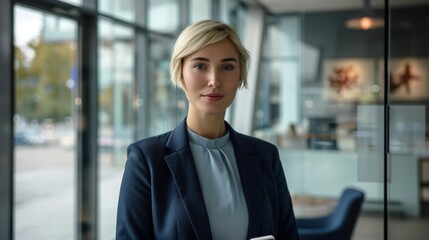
[{"xmin": 1, "ymin": 0, "xmax": 429, "ymax": 239}]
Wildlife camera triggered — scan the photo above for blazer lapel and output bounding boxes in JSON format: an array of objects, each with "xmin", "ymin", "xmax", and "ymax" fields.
[
  {"xmin": 164, "ymin": 119, "xmax": 213, "ymax": 240},
  {"xmin": 228, "ymin": 124, "xmax": 264, "ymax": 238}
]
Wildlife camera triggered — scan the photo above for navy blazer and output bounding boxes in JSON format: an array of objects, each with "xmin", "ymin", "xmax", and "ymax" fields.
[{"xmin": 116, "ymin": 119, "xmax": 299, "ymax": 240}]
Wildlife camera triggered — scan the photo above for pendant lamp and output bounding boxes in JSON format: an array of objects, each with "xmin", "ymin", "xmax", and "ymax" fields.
[{"xmin": 345, "ymin": 0, "xmax": 384, "ymax": 30}]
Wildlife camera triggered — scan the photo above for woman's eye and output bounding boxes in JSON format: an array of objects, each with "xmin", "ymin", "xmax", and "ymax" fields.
[
  {"xmin": 221, "ymin": 64, "xmax": 235, "ymax": 71},
  {"xmin": 193, "ymin": 63, "xmax": 207, "ymax": 70}
]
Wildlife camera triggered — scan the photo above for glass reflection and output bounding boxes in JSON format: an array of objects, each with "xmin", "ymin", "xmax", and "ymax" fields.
[{"xmin": 14, "ymin": 5, "xmax": 77, "ymax": 239}]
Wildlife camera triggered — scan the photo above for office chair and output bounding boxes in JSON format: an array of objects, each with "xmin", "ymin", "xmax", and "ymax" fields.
[{"xmin": 295, "ymin": 188, "xmax": 365, "ymax": 240}]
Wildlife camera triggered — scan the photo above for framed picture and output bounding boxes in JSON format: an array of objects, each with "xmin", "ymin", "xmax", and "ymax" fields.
[
  {"xmin": 323, "ymin": 58, "xmax": 375, "ymax": 101},
  {"xmin": 379, "ymin": 58, "xmax": 429, "ymax": 100}
]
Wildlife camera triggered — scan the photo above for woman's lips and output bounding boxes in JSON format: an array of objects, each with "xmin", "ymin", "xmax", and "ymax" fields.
[{"xmin": 202, "ymin": 93, "xmax": 224, "ymax": 101}]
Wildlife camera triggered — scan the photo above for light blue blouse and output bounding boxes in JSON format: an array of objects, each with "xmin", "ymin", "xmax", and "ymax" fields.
[{"xmin": 187, "ymin": 129, "xmax": 249, "ymax": 240}]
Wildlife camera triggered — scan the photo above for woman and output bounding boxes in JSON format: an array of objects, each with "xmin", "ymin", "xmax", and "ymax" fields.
[{"xmin": 116, "ymin": 20, "xmax": 299, "ymax": 240}]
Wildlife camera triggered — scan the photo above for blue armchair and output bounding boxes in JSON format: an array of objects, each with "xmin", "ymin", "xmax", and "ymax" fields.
[{"xmin": 296, "ymin": 188, "xmax": 365, "ymax": 240}]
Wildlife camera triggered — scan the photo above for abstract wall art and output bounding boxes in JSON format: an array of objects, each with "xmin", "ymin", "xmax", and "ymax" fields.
[
  {"xmin": 383, "ymin": 58, "xmax": 429, "ymax": 100},
  {"xmin": 323, "ymin": 58, "xmax": 375, "ymax": 101}
]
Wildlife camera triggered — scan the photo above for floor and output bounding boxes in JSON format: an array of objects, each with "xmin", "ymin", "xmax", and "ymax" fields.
[{"xmin": 354, "ymin": 214, "xmax": 429, "ymax": 240}]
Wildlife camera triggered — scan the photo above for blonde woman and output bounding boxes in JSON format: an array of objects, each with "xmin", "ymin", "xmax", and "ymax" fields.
[{"xmin": 116, "ymin": 20, "xmax": 299, "ymax": 240}]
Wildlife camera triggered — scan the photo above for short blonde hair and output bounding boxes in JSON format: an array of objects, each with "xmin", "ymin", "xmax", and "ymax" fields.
[{"xmin": 170, "ymin": 20, "xmax": 250, "ymax": 89}]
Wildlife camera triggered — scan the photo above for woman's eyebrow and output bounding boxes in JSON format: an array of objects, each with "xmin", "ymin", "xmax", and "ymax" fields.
[
  {"xmin": 190, "ymin": 57, "xmax": 209, "ymax": 62},
  {"xmin": 221, "ymin": 58, "xmax": 238, "ymax": 63},
  {"xmin": 189, "ymin": 57, "xmax": 238, "ymax": 63}
]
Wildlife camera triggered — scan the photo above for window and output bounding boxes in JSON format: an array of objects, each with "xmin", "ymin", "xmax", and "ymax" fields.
[
  {"xmin": 147, "ymin": 35, "xmax": 186, "ymax": 135},
  {"xmin": 14, "ymin": 5, "xmax": 78, "ymax": 239},
  {"xmin": 148, "ymin": 0, "xmax": 179, "ymax": 33},
  {"xmin": 97, "ymin": 19, "xmax": 135, "ymax": 239},
  {"xmin": 99, "ymin": 0, "xmax": 135, "ymax": 22}
]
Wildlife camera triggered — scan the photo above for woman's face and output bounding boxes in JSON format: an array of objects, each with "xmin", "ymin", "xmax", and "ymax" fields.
[{"xmin": 182, "ymin": 38, "xmax": 240, "ymax": 118}]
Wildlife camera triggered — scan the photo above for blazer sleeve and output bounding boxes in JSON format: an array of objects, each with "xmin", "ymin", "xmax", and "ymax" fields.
[
  {"xmin": 273, "ymin": 148, "xmax": 300, "ymax": 240},
  {"xmin": 116, "ymin": 144, "xmax": 154, "ymax": 239}
]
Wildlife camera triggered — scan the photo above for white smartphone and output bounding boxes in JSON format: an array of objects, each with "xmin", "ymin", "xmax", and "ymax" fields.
[{"xmin": 250, "ymin": 235, "xmax": 275, "ymax": 240}]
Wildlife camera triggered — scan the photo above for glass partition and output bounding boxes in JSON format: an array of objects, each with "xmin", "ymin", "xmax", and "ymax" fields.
[
  {"xmin": 254, "ymin": 0, "xmax": 429, "ymax": 239},
  {"xmin": 387, "ymin": 1, "xmax": 429, "ymax": 239},
  {"xmin": 255, "ymin": 3, "xmax": 387, "ymax": 240},
  {"xmin": 14, "ymin": 5, "xmax": 78, "ymax": 239}
]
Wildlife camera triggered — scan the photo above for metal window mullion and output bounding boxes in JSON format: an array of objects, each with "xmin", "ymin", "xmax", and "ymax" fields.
[
  {"xmin": 180, "ymin": 0, "xmax": 190, "ymax": 29},
  {"xmin": 212, "ymin": 0, "xmax": 219, "ymax": 20},
  {"xmin": 0, "ymin": 0, "xmax": 14, "ymax": 239},
  {"xmin": 77, "ymin": 11, "xmax": 98, "ymax": 240},
  {"xmin": 135, "ymin": 31, "xmax": 149, "ymax": 139},
  {"xmin": 134, "ymin": 0, "xmax": 149, "ymax": 139},
  {"xmin": 383, "ymin": 0, "xmax": 390, "ymax": 239}
]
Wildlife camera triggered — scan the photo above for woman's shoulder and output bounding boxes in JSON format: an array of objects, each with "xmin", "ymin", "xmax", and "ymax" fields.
[
  {"xmin": 233, "ymin": 131, "xmax": 277, "ymax": 151},
  {"xmin": 128, "ymin": 131, "xmax": 172, "ymax": 152},
  {"xmin": 226, "ymin": 122, "xmax": 277, "ymax": 150}
]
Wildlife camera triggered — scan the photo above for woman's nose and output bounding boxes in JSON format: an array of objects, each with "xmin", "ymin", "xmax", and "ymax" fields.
[{"xmin": 208, "ymin": 70, "xmax": 221, "ymax": 88}]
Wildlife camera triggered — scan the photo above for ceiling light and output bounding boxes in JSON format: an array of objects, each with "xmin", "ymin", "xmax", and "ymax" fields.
[{"xmin": 345, "ymin": 0, "xmax": 384, "ymax": 30}]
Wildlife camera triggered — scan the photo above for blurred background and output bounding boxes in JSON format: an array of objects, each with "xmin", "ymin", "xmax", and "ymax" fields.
[{"xmin": 1, "ymin": 0, "xmax": 429, "ymax": 239}]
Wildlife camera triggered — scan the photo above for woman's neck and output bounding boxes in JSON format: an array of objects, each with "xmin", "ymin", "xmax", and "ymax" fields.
[{"xmin": 186, "ymin": 113, "xmax": 227, "ymax": 139}]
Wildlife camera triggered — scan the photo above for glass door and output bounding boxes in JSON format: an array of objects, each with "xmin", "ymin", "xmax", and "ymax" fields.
[
  {"xmin": 13, "ymin": 5, "xmax": 78, "ymax": 239},
  {"xmin": 387, "ymin": 0, "xmax": 429, "ymax": 239}
]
